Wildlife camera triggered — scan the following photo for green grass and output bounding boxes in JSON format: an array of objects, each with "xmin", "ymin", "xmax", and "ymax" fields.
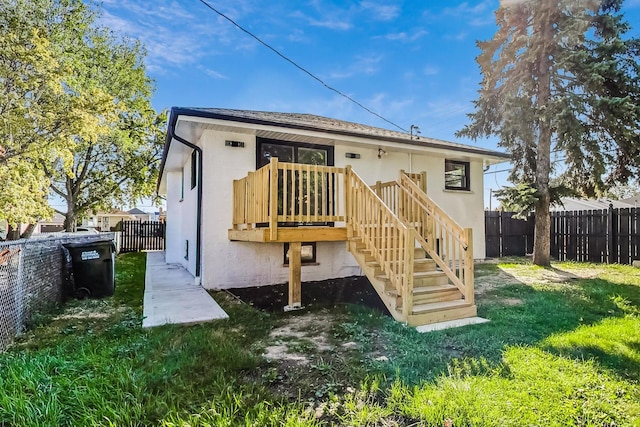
[{"xmin": 0, "ymin": 255, "xmax": 639, "ymax": 426}]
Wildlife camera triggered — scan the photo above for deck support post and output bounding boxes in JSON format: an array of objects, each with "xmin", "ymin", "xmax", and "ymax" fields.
[{"xmin": 285, "ymin": 241, "xmax": 302, "ymax": 311}]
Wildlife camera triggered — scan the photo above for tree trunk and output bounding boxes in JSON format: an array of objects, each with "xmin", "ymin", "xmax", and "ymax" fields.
[
  {"xmin": 20, "ymin": 223, "xmax": 36, "ymax": 239},
  {"xmin": 6, "ymin": 224, "xmax": 21, "ymax": 241},
  {"xmin": 532, "ymin": 0, "xmax": 554, "ymax": 267},
  {"xmin": 64, "ymin": 199, "xmax": 77, "ymax": 232}
]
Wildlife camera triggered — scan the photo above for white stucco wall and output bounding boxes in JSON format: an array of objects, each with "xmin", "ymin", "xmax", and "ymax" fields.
[
  {"xmin": 164, "ymin": 154, "xmax": 198, "ymax": 276},
  {"xmin": 165, "ymin": 125, "xmax": 491, "ymax": 290}
]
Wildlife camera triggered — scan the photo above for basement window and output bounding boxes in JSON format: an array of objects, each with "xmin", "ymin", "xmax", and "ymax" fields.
[
  {"xmin": 444, "ymin": 160, "xmax": 470, "ymax": 191},
  {"xmin": 283, "ymin": 242, "xmax": 317, "ymax": 266}
]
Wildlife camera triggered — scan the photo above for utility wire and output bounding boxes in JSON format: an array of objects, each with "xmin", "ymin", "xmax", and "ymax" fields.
[{"xmin": 196, "ymin": 0, "xmax": 409, "ymax": 133}]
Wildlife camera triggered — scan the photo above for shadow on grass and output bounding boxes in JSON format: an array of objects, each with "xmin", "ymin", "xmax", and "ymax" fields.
[{"xmin": 346, "ymin": 262, "xmax": 640, "ymax": 385}]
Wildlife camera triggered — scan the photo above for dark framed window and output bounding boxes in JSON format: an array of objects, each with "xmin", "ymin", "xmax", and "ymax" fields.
[
  {"xmin": 445, "ymin": 160, "xmax": 470, "ymax": 191},
  {"xmin": 256, "ymin": 138, "xmax": 334, "ymax": 168},
  {"xmin": 283, "ymin": 242, "xmax": 317, "ymax": 265},
  {"xmin": 190, "ymin": 150, "xmax": 197, "ymax": 189}
]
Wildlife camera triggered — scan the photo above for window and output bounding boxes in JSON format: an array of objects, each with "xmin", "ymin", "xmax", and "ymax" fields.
[
  {"xmin": 190, "ymin": 150, "xmax": 197, "ymax": 189},
  {"xmin": 444, "ymin": 160, "xmax": 470, "ymax": 191},
  {"xmin": 283, "ymin": 242, "xmax": 317, "ymax": 265},
  {"xmin": 256, "ymin": 138, "xmax": 333, "ymax": 168},
  {"xmin": 180, "ymin": 168, "xmax": 184, "ymax": 200},
  {"xmin": 257, "ymin": 138, "xmax": 335, "ymax": 226}
]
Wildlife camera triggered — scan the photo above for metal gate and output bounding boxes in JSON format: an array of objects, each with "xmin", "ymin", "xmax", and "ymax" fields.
[{"xmin": 120, "ymin": 220, "xmax": 165, "ymax": 253}]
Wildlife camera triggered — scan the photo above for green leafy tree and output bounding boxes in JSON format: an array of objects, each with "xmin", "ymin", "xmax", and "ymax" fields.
[
  {"xmin": 0, "ymin": 0, "xmax": 163, "ymax": 233},
  {"xmin": 458, "ymin": 0, "xmax": 640, "ymax": 266},
  {"xmin": 0, "ymin": 0, "xmax": 83, "ymax": 227}
]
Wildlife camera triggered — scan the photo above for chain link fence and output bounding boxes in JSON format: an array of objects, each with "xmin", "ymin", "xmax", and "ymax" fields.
[{"xmin": 0, "ymin": 233, "xmax": 115, "ymax": 351}]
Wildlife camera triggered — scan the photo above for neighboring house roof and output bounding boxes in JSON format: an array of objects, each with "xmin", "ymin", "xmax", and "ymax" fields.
[
  {"xmin": 552, "ymin": 197, "xmax": 635, "ymax": 212},
  {"xmin": 127, "ymin": 208, "xmax": 148, "ymax": 215},
  {"xmin": 620, "ymin": 193, "xmax": 640, "ymax": 207},
  {"xmin": 93, "ymin": 210, "xmax": 137, "ymax": 218},
  {"xmin": 37, "ymin": 213, "xmax": 66, "ymax": 225}
]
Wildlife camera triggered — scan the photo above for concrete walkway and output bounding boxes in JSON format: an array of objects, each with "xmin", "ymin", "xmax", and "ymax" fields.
[{"xmin": 142, "ymin": 252, "xmax": 228, "ymax": 328}]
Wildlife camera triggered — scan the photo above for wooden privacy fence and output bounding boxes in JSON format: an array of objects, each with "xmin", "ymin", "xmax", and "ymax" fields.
[
  {"xmin": 485, "ymin": 207, "xmax": 639, "ymax": 264},
  {"xmin": 120, "ymin": 220, "xmax": 165, "ymax": 253}
]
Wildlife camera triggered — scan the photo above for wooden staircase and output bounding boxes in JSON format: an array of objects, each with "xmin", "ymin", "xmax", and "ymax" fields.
[
  {"xmin": 345, "ymin": 168, "xmax": 476, "ymax": 327},
  {"xmin": 230, "ymin": 159, "xmax": 476, "ymax": 327},
  {"xmin": 348, "ymin": 239, "xmax": 476, "ymax": 326}
]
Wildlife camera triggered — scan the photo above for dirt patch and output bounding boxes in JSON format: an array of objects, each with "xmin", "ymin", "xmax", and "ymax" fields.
[
  {"xmin": 263, "ymin": 311, "xmax": 337, "ymax": 365},
  {"xmin": 501, "ymin": 298, "xmax": 524, "ymax": 306},
  {"xmin": 228, "ymin": 276, "xmax": 389, "ymax": 314}
]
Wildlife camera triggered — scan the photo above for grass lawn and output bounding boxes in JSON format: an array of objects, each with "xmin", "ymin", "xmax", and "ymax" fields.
[{"xmin": 0, "ymin": 253, "xmax": 639, "ymax": 426}]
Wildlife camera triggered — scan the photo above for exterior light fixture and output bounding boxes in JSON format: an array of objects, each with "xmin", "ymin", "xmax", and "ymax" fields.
[
  {"xmin": 377, "ymin": 148, "xmax": 387, "ymax": 159},
  {"xmin": 225, "ymin": 140, "xmax": 245, "ymax": 148}
]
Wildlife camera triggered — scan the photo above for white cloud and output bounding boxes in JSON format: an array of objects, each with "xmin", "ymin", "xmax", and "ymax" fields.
[
  {"xmin": 383, "ymin": 29, "xmax": 428, "ymax": 42},
  {"xmin": 360, "ymin": 1, "xmax": 400, "ymax": 21},
  {"xmin": 197, "ymin": 66, "xmax": 228, "ymax": 80},
  {"xmin": 329, "ymin": 55, "xmax": 383, "ymax": 79},
  {"xmin": 424, "ymin": 65, "xmax": 439, "ymax": 76}
]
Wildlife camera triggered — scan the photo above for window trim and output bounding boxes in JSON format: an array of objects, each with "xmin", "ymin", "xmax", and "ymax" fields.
[
  {"xmin": 283, "ymin": 242, "xmax": 317, "ymax": 266},
  {"xmin": 444, "ymin": 160, "xmax": 471, "ymax": 191}
]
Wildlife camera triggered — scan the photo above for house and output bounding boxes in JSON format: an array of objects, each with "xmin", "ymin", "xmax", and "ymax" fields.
[
  {"xmin": 158, "ymin": 108, "xmax": 509, "ymax": 326},
  {"xmin": 551, "ymin": 197, "xmax": 635, "ymax": 212},
  {"xmin": 127, "ymin": 208, "xmax": 153, "ymax": 222},
  {"xmin": 36, "ymin": 213, "xmax": 66, "ymax": 233},
  {"xmin": 84, "ymin": 210, "xmax": 136, "ymax": 231}
]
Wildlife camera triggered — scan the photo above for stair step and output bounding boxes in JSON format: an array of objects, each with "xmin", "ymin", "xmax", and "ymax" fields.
[
  {"xmin": 366, "ymin": 258, "xmax": 436, "ymax": 273},
  {"xmin": 411, "ymin": 300, "xmax": 471, "ymax": 315},
  {"xmin": 414, "ymin": 271, "xmax": 449, "ymax": 287},
  {"xmin": 406, "ymin": 304, "xmax": 478, "ymax": 327},
  {"xmin": 389, "ymin": 284, "xmax": 462, "ymax": 305}
]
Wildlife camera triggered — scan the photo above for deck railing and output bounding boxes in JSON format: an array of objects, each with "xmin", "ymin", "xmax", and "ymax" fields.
[
  {"xmin": 232, "ymin": 158, "xmax": 346, "ymax": 239},
  {"xmin": 346, "ymin": 167, "xmax": 414, "ymax": 318},
  {"xmin": 396, "ymin": 174, "xmax": 474, "ymax": 303}
]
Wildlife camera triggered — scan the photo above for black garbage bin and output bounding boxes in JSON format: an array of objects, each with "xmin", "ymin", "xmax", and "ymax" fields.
[{"xmin": 63, "ymin": 239, "xmax": 115, "ymax": 298}]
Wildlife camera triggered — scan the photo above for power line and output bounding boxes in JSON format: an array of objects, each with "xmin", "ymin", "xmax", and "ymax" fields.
[{"xmin": 196, "ymin": 0, "xmax": 409, "ymax": 133}]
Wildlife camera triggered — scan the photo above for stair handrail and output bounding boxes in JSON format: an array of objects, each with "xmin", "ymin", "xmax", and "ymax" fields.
[
  {"xmin": 345, "ymin": 167, "xmax": 414, "ymax": 319},
  {"xmin": 397, "ymin": 174, "xmax": 474, "ymax": 304}
]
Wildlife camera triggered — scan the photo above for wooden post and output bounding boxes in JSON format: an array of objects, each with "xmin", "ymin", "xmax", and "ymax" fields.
[
  {"xmin": 285, "ymin": 242, "xmax": 302, "ymax": 311},
  {"xmin": 345, "ymin": 166, "xmax": 353, "ymax": 239},
  {"xmin": 269, "ymin": 157, "xmax": 279, "ymax": 241},
  {"xmin": 420, "ymin": 171, "xmax": 427, "ymax": 193},
  {"xmin": 375, "ymin": 180, "xmax": 382, "ymax": 198},
  {"xmin": 463, "ymin": 227, "xmax": 474, "ymax": 305},
  {"xmin": 401, "ymin": 227, "xmax": 415, "ymax": 322}
]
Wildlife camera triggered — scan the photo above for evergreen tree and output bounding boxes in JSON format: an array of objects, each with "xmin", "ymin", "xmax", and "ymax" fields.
[{"xmin": 458, "ymin": 0, "xmax": 640, "ymax": 266}]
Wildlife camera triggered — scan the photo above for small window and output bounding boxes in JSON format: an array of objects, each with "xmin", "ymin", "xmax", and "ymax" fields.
[
  {"xmin": 283, "ymin": 242, "xmax": 317, "ymax": 265},
  {"xmin": 445, "ymin": 160, "xmax": 470, "ymax": 191},
  {"xmin": 180, "ymin": 168, "xmax": 184, "ymax": 200},
  {"xmin": 190, "ymin": 150, "xmax": 197, "ymax": 189}
]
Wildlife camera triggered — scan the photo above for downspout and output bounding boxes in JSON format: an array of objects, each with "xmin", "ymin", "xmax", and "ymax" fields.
[{"xmin": 167, "ymin": 123, "xmax": 203, "ymax": 284}]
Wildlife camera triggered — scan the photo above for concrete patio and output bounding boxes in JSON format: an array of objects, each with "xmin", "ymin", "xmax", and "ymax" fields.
[{"xmin": 142, "ymin": 252, "xmax": 228, "ymax": 328}]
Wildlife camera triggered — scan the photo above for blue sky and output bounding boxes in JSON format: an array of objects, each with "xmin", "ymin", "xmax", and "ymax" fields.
[{"xmin": 97, "ymin": 0, "xmax": 640, "ymax": 210}]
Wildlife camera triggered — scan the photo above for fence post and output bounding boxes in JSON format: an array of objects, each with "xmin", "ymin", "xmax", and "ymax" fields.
[{"xmin": 607, "ymin": 203, "xmax": 615, "ymax": 264}]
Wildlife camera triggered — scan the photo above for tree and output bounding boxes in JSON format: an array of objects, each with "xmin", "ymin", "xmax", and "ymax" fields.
[
  {"xmin": 0, "ymin": 0, "xmax": 82, "ymax": 227},
  {"xmin": 457, "ymin": 0, "xmax": 640, "ymax": 266},
  {"xmin": 0, "ymin": 0, "xmax": 163, "ymax": 233}
]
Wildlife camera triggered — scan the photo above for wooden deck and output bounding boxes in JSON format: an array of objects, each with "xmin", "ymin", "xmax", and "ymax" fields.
[
  {"xmin": 228, "ymin": 226, "xmax": 347, "ymax": 243},
  {"xmin": 230, "ymin": 158, "xmax": 476, "ymax": 327}
]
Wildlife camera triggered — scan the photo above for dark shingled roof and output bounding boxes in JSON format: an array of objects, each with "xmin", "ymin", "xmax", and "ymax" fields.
[{"xmin": 173, "ymin": 107, "xmax": 510, "ymax": 159}]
